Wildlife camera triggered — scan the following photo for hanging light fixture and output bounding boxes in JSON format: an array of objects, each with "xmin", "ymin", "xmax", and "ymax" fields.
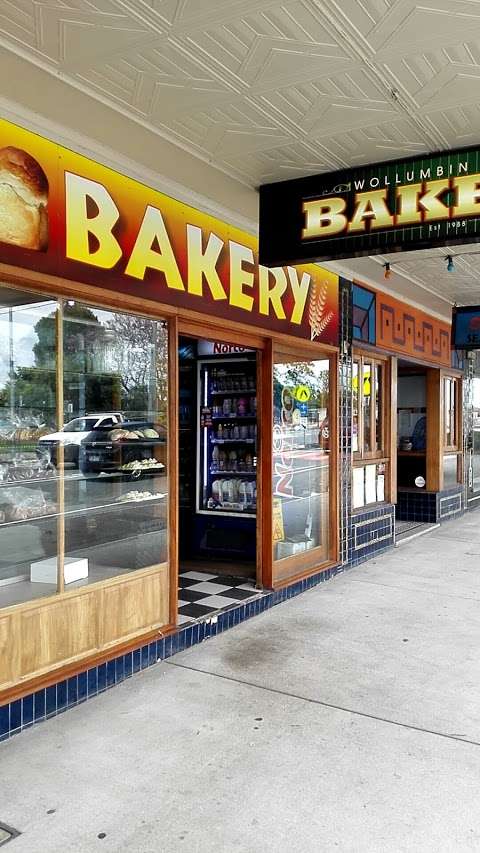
[
  {"xmin": 384, "ymin": 262, "xmax": 391, "ymax": 280},
  {"xmin": 446, "ymin": 255, "xmax": 455, "ymax": 272}
]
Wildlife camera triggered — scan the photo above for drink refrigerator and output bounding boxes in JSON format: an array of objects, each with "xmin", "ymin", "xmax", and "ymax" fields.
[{"xmin": 196, "ymin": 358, "xmax": 257, "ymax": 518}]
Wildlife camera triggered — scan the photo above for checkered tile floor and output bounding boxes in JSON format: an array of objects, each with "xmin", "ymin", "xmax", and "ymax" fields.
[{"xmin": 178, "ymin": 571, "xmax": 260, "ymax": 625}]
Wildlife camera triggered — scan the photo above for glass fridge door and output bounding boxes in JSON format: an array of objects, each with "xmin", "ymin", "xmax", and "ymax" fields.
[{"xmin": 197, "ymin": 359, "xmax": 257, "ymax": 516}]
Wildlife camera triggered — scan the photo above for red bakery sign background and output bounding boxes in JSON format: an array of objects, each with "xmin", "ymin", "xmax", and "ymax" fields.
[{"xmin": 0, "ymin": 117, "xmax": 339, "ymax": 344}]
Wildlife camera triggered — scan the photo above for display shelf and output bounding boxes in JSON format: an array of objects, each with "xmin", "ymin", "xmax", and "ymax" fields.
[
  {"xmin": 0, "ymin": 474, "xmax": 57, "ymax": 489},
  {"xmin": 0, "ymin": 492, "xmax": 167, "ymax": 530},
  {"xmin": 0, "ymin": 468, "xmax": 165, "ymax": 490}
]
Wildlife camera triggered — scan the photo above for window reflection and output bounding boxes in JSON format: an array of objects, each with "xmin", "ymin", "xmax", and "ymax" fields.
[
  {"xmin": 272, "ymin": 356, "xmax": 330, "ymax": 571},
  {"xmin": 0, "ymin": 286, "xmax": 168, "ymax": 610},
  {"xmin": 352, "ymin": 360, "xmax": 359, "ymax": 453},
  {"xmin": 0, "ymin": 289, "xmax": 58, "ymax": 606},
  {"xmin": 363, "ymin": 361, "xmax": 372, "ymax": 452}
]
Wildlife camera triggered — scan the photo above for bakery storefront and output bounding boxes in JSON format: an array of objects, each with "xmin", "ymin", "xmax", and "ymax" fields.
[{"xmin": 0, "ymin": 118, "xmax": 339, "ymax": 707}]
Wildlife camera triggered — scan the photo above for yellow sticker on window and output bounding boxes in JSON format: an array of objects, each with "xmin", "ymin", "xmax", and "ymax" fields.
[{"xmin": 294, "ymin": 385, "xmax": 311, "ymax": 402}]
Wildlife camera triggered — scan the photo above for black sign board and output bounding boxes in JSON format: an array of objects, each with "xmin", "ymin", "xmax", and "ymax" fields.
[
  {"xmin": 452, "ymin": 305, "xmax": 480, "ymax": 350},
  {"xmin": 259, "ymin": 147, "xmax": 480, "ymax": 267}
]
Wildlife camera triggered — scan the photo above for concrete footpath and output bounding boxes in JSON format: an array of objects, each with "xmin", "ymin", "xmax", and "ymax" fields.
[{"xmin": 2, "ymin": 514, "xmax": 480, "ymax": 852}]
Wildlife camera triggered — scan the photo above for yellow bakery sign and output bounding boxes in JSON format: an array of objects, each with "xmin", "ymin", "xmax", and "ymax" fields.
[{"xmin": 0, "ymin": 117, "xmax": 339, "ymax": 345}]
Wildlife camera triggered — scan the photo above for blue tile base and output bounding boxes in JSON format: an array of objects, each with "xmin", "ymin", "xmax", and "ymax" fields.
[
  {"xmin": 396, "ymin": 485, "xmax": 464, "ymax": 524},
  {"xmin": 0, "ymin": 563, "xmax": 343, "ymax": 743},
  {"xmin": 347, "ymin": 504, "xmax": 395, "ymax": 567}
]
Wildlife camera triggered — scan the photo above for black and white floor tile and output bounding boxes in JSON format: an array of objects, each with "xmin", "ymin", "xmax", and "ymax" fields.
[{"xmin": 178, "ymin": 571, "xmax": 260, "ymax": 624}]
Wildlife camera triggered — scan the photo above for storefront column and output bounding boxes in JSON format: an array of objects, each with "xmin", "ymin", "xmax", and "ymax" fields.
[
  {"xmin": 389, "ymin": 356, "xmax": 398, "ymax": 505},
  {"xmin": 168, "ymin": 316, "xmax": 179, "ymax": 627},
  {"xmin": 257, "ymin": 339, "xmax": 273, "ymax": 589},
  {"xmin": 426, "ymin": 369, "xmax": 442, "ymax": 492}
]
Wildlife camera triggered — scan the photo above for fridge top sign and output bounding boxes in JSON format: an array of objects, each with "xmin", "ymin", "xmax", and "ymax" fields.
[{"xmin": 258, "ymin": 146, "xmax": 480, "ymax": 267}]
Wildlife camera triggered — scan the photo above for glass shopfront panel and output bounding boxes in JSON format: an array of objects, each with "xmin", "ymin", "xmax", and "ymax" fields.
[
  {"xmin": 362, "ymin": 360, "xmax": 372, "ymax": 453},
  {"xmin": 352, "ymin": 360, "xmax": 359, "ymax": 453},
  {"xmin": 0, "ymin": 284, "xmax": 168, "ymax": 609},
  {"xmin": 272, "ymin": 353, "xmax": 331, "ymax": 580},
  {"xmin": 0, "ymin": 290, "xmax": 58, "ymax": 606}
]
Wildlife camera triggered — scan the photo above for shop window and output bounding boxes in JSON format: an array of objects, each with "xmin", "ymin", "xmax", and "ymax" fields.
[
  {"xmin": 443, "ymin": 376, "xmax": 458, "ymax": 450},
  {"xmin": 352, "ymin": 353, "xmax": 388, "ymax": 508},
  {"xmin": 443, "ymin": 375, "xmax": 462, "ymax": 486},
  {"xmin": 0, "ymin": 284, "xmax": 168, "ymax": 610},
  {"xmin": 352, "ymin": 284, "xmax": 376, "ymax": 345},
  {"xmin": 0, "ymin": 290, "xmax": 58, "ymax": 608},
  {"xmin": 272, "ymin": 354, "xmax": 331, "ymax": 579}
]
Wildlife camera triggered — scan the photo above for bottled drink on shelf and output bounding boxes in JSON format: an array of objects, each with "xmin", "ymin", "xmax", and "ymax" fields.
[{"xmin": 212, "ymin": 480, "xmax": 221, "ymax": 502}]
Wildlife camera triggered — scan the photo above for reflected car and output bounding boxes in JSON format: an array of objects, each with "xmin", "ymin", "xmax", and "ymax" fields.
[{"xmin": 37, "ymin": 413, "xmax": 124, "ymax": 468}]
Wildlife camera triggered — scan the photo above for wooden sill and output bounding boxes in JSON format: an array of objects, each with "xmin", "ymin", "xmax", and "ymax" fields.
[{"xmin": 351, "ymin": 501, "xmax": 391, "ymax": 515}]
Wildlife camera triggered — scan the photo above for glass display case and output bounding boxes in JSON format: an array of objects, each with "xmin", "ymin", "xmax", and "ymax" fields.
[{"xmin": 197, "ymin": 359, "xmax": 257, "ymax": 517}]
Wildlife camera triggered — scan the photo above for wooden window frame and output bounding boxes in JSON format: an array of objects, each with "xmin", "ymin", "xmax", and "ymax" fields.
[
  {"xmin": 353, "ymin": 351, "xmax": 388, "ymax": 461},
  {"xmin": 352, "ymin": 349, "xmax": 392, "ymax": 507},
  {"xmin": 443, "ymin": 375, "xmax": 461, "ymax": 452},
  {"xmin": 441, "ymin": 372, "xmax": 463, "ymax": 487}
]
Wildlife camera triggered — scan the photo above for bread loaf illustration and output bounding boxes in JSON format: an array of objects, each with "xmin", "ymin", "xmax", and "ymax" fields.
[{"xmin": 0, "ymin": 146, "xmax": 48, "ymax": 250}]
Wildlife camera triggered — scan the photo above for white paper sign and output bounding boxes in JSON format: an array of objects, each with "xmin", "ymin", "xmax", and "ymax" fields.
[
  {"xmin": 365, "ymin": 464, "xmax": 377, "ymax": 505},
  {"xmin": 353, "ymin": 467, "xmax": 365, "ymax": 508},
  {"xmin": 377, "ymin": 473, "xmax": 385, "ymax": 502}
]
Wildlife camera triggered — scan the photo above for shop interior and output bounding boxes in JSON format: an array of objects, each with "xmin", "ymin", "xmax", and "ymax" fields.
[
  {"xmin": 397, "ymin": 360, "xmax": 428, "ymax": 491},
  {"xmin": 177, "ymin": 336, "xmax": 258, "ymax": 622},
  {"xmin": 395, "ymin": 359, "xmax": 433, "ymax": 536}
]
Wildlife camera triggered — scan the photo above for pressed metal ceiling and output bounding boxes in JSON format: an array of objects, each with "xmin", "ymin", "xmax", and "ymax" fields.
[
  {"xmin": 2, "ymin": 0, "xmax": 480, "ymax": 187},
  {"xmin": 331, "ymin": 244, "xmax": 480, "ymax": 314},
  {"xmin": 1, "ymin": 0, "xmax": 480, "ymax": 311}
]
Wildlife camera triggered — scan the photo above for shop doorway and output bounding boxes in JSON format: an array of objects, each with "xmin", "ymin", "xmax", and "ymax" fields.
[
  {"xmin": 395, "ymin": 359, "xmax": 437, "ymax": 540},
  {"xmin": 177, "ymin": 336, "xmax": 258, "ymax": 622}
]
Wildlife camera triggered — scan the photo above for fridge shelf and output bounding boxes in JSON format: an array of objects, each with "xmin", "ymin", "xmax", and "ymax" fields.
[
  {"xmin": 210, "ymin": 389, "xmax": 256, "ymax": 396},
  {"xmin": 210, "ymin": 438, "xmax": 256, "ymax": 444},
  {"xmin": 210, "ymin": 415, "xmax": 256, "ymax": 421},
  {"xmin": 210, "ymin": 469, "xmax": 256, "ymax": 476},
  {"xmin": 207, "ymin": 503, "xmax": 256, "ymax": 513}
]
